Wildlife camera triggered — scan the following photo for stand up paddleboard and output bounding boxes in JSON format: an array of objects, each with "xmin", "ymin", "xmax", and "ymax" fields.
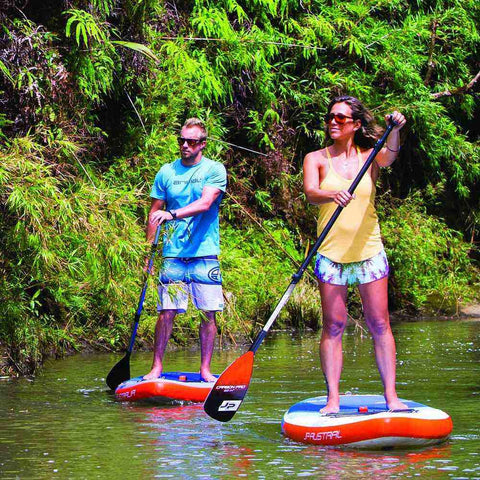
[
  {"xmin": 282, "ymin": 394, "xmax": 453, "ymax": 448},
  {"xmin": 115, "ymin": 372, "xmax": 217, "ymax": 403}
]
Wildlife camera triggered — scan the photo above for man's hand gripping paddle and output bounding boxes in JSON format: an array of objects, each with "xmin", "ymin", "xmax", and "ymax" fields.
[
  {"xmin": 106, "ymin": 224, "xmax": 162, "ymax": 390},
  {"xmin": 204, "ymin": 119, "xmax": 398, "ymax": 421}
]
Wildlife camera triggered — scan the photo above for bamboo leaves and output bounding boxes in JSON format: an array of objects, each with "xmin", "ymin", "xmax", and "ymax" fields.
[
  {"xmin": 65, "ymin": 9, "xmax": 108, "ymax": 47},
  {"xmin": 0, "ymin": 59, "xmax": 14, "ymax": 84},
  {"xmin": 92, "ymin": 0, "xmax": 115, "ymax": 17},
  {"xmin": 112, "ymin": 41, "xmax": 159, "ymax": 62},
  {"xmin": 342, "ymin": 35, "xmax": 365, "ymax": 58},
  {"xmin": 63, "ymin": 8, "xmax": 120, "ymax": 102}
]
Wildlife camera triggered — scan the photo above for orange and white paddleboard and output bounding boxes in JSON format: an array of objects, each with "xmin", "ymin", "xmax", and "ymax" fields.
[
  {"xmin": 282, "ymin": 394, "xmax": 453, "ymax": 449},
  {"xmin": 115, "ymin": 372, "xmax": 217, "ymax": 404}
]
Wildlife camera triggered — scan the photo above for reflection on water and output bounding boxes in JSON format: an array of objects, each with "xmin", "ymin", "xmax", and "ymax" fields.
[{"xmin": 1, "ymin": 318, "xmax": 480, "ymax": 479}]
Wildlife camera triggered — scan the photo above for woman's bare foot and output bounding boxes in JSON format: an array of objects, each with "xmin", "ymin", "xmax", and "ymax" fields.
[
  {"xmin": 386, "ymin": 397, "xmax": 409, "ymax": 411},
  {"xmin": 200, "ymin": 369, "xmax": 217, "ymax": 383},
  {"xmin": 320, "ymin": 398, "xmax": 340, "ymax": 414},
  {"xmin": 143, "ymin": 367, "xmax": 162, "ymax": 381}
]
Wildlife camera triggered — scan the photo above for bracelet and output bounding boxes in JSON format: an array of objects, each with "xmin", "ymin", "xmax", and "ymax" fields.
[
  {"xmin": 386, "ymin": 144, "xmax": 401, "ymax": 153},
  {"xmin": 167, "ymin": 210, "xmax": 177, "ymax": 220}
]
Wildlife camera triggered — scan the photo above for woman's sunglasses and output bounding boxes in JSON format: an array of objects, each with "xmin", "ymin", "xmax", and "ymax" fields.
[
  {"xmin": 177, "ymin": 136, "xmax": 206, "ymax": 147},
  {"xmin": 324, "ymin": 113, "xmax": 354, "ymax": 125}
]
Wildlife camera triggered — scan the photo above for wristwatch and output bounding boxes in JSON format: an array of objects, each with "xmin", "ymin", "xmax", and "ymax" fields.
[{"xmin": 168, "ymin": 209, "xmax": 177, "ymax": 220}]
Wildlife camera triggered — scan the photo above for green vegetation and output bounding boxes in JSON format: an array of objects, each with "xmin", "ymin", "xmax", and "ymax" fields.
[{"xmin": 0, "ymin": 0, "xmax": 478, "ymax": 375}]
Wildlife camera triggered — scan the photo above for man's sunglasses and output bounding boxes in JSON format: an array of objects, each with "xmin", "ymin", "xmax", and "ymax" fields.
[
  {"xmin": 324, "ymin": 113, "xmax": 355, "ymax": 125},
  {"xmin": 177, "ymin": 136, "xmax": 206, "ymax": 147}
]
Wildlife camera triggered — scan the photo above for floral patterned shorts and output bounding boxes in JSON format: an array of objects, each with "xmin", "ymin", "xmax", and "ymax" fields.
[{"xmin": 314, "ymin": 249, "xmax": 389, "ymax": 286}]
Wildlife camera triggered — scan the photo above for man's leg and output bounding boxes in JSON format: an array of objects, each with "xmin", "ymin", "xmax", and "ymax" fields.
[
  {"xmin": 189, "ymin": 257, "xmax": 223, "ymax": 382},
  {"xmin": 318, "ymin": 281, "xmax": 348, "ymax": 414},
  {"xmin": 144, "ymin": 257, "xmax": 188, "ymax": 380},
  {"xmin": 358, "ymin": 277, "xmax": 408, "ymax": 410},
  {"xmin": 199, "ymin": 311, "xmax": 217, "ymax": 382},
  {"xmin": 143, "ymin": 309, "xmax": 177, "ymax": 380}
]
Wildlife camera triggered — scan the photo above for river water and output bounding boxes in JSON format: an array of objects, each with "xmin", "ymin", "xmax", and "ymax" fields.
[{"xmin": 1, "ymin": 318, "xmax": 479, "ymax": 479}]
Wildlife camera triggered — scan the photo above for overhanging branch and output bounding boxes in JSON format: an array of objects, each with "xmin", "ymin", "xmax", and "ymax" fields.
[
  {"xmin": 424, "ymin": 19, "xmax": 438, "ymax": 86},
  {"xmin": 432, "ymin": 70, "xmax": 480, "ymax": 99}
]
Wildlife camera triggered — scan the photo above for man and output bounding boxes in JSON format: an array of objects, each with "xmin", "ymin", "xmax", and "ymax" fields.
[{"xmin": 143, "ymin": 118, "xmax": 227, "ymax": 382}]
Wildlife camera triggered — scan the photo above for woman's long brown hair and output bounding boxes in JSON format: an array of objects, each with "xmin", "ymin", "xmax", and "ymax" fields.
[{"xmin": 325, "ymin": 95, "xmax": 384, "ymax": 149}]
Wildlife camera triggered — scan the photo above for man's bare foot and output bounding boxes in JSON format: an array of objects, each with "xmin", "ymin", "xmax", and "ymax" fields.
[
  {"xmin": 143, "ymin": 367, "xmax": 162, "ymax": 381},
  {"xmin": 386, "ymin": 397, "xmax": 409, "ymax": 411},
  {"xmin": 200, "ymin": 369, "xmax": 217, "ymax": 383},
  {"xmin": 320, "ymin": 399, "xmax": 340, "ymax": 414}
]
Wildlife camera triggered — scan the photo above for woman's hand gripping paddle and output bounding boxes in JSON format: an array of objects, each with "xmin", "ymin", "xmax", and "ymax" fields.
[
  {"xmin": 204, "ymin": 120, "xmax": 398, "ymax": 422},
  {"xmin": 106, "ymin": 224, "xmax": 162, "ymax": 390}
]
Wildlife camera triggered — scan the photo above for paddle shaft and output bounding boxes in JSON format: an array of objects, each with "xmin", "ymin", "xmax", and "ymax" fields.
[
  {"xmin": 128, "ymin": 224, "xmax": 162, "ymax": 353},
  {"xmin": 106, "ymin": 223, "xmax": 162, "ymax": 390},
  {"xmin": 250, "ymin": 122, "xmax": 396, "ymax": 353}
]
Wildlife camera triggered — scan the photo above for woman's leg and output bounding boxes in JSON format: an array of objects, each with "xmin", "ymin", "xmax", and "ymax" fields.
[
  {"xmin": 319, "ymin": 281, "xmax": 348, "ymax": 413},
  {"xmin": 358, "ymin": 277, "xmax": 407, "ymax": 410}
]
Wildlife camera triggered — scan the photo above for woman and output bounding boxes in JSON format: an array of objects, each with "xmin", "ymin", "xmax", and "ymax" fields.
[{"xmin": 303, "ymin": 95, "xmax": 407, "ymax": 413}]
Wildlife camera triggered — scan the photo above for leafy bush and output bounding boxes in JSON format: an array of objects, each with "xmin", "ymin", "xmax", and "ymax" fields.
[{"xmin": 380, "ymin": 193, "xmax": 478, "ymax": 313}]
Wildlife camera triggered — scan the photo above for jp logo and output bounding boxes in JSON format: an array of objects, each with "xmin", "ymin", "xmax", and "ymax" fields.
[
  {"xmin": 208, "ymin": 267, "xmax": 221, "ymax": 283},
  {"xmin": 218, "ymin": 400, "xmax": 242, "ymax": 412}
]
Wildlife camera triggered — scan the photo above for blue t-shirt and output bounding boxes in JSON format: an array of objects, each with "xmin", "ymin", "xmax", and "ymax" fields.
[{"xmin": 150, "ymin": 156, "xmax": 227, "ymax": 257}]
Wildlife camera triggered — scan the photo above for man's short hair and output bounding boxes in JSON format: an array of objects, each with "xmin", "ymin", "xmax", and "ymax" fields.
[{"xmin": 183, "ymin": 118, "xmax": 207, "ymax": 137}]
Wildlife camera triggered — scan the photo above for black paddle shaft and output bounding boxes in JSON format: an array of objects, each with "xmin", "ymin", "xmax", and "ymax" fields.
[
  {"xmin": 127, "ymin": 223, "xmax": 162, "ymax": 353},
  {"xmin": 106, "ymin": 223, "xmax": 162, "ymax": 390},
  {"xmin": 250, "ymin": 121, "xmax": 397, "ymax": 353}
]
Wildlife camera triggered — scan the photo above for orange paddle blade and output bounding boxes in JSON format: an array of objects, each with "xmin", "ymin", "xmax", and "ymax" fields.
[{"xmin": 203, "ymin": 351, "xmax": 254, "ymax": 422}]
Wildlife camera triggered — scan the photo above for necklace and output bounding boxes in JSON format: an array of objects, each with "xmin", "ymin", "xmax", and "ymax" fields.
[
  {"xmin": 341, "ymin": 154, "xmax": 350, "ymax": 171},
  {"xmin": 327, "ymin": 147, "xmax": 356, "ymax": 172}
]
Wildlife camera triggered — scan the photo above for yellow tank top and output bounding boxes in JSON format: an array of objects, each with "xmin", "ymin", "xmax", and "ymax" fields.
[{"xmin": 317, "ymin": 146, "xmax": 383, "ymax": 263}]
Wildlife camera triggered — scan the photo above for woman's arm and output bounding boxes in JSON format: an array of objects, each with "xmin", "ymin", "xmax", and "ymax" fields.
[
  {"xmin": 303, "ymin": 151, "xmax": 355, "ymax": 207},
  {"xmin": 375, "ymin": 110, "xmax": 406, "ymax": 168}
]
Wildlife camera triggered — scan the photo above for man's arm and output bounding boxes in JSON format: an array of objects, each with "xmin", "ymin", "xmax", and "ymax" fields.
[
  {"xmin": 148, "ymin": 186, "xmax": 223, "ymax": 227},
  {"xmin": 147, "ymin": 198, "xmax": 165, "ymax": 242}
]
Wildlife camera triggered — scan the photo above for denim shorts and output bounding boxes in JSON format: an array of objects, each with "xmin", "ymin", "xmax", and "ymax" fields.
[
  {"xmin": 158, "ymin": 256, "xmax": 224, "ymax": 313},
  {"xmin": 314, "ymin": 249, "xmax": 389, "ymax": 286}
]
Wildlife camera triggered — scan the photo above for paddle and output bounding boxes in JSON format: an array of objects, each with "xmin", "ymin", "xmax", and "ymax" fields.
[
  {"xmin": 106, "ymin": 224, "xmax": 162, "ymax": 390},
  {"xmin": 204, "ymin": 119, "xmax": 398, "ymax": 421}
]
